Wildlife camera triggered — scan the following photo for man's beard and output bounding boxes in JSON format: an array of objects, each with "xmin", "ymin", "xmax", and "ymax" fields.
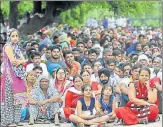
[
  {"xmin": 100, "ymin": 80, "xmax": 109, "ymax": 85},
  {"xmin": 52, "ymin": 55, "xmax": 59, "ymax": 59}
]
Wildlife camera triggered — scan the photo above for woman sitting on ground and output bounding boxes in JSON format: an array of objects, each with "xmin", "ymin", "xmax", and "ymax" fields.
[
  {"xmin": 60, "ymin": 75, "xmax": 83, "ymax": 121},
  {"xmin": 28, "ymin": 75, "xmax": 62, "ymax": 125},
  {"xmin": 69, "ymin": 84, "xmax": 110, "ymax": 127},
  {"xmin": 21, "ymin": 71, "xmax": 37, "ymax": 121},
  {"xmin": 115, "ymin": 67, "xmax": 159, "ymax": 125},
  {"xmin": 48, "ymin": 64, "xmax": 73, "ymax": 98}
]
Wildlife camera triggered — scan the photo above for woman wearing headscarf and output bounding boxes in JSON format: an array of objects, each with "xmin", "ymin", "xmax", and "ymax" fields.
[
  {"xmin": 1, "ymin": 28, "xmax": 27, "ymax": 127},
  {"xmin": 28, "ymin": 75, "xmax": 61, "ymax": 125},
  {"xmin": 20, "ymin": 71, "xmax": 37, "ymax": 121}
]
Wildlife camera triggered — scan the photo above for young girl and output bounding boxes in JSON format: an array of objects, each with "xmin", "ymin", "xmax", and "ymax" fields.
[
  {"xmin": 98, "ymin": 85, "xmax": 116, "ymax": 122},
  {"xmin": 69, "ymin": 84, "xmax": 110, "ymax": 127}
]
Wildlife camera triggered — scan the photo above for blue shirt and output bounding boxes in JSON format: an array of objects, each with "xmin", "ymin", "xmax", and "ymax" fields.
[{"xmin": 98, "ymin": 95, "xmax": 114, "ymax": 114}]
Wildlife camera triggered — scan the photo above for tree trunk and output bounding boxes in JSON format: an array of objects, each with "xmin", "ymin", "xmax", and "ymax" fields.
[
  {"xmin": 9, "ymin": 1, "xmax": 19, "ymax": 29},
  {"xmin": 0, "ymin": 9, "xmax": 4, "ymax": 25},
  {"xmin": 18, "ymin": 1, "xmax": 80, "ymax": 36},
  {"xmin": 33, "ymin": 1, "xmax": 42, "ymax": 14}
]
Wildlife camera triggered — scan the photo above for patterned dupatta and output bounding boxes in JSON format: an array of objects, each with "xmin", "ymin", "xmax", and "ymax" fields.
[
  {"xmin": 6, "ymin": 28, "xmax": 26, "ymax": 79},
  {"xmin": 10, "ymin": 43, "xmax": 26, "ymax": 79}
]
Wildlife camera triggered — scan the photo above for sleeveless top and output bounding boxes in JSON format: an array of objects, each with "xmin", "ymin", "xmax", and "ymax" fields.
[
  {"xmin": 98, "ymin": 95, "xmax": 114, "ymax": 113},
  {"xmin": 79, "ymin": 97, "xmax": 95, "ymax": 115}
]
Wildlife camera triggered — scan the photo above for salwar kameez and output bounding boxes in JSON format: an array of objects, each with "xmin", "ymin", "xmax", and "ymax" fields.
[
  {"xmin": 115, "ymin": 106, "xmax": 158, "ymax": 125},
  {"xmin": 29, "ymin": 75, "xmax": 60, "ymax": 121},
  {"xmin": 30, "ymin": 102, "xmax": 59, "ymax": 120},
  {"xmin": 115, "ymin": 80, "xmax": 159, "ymax": 125},
  {"xmin": 1, "ymin": 29, "xmax": 27, "ymax": 126}
]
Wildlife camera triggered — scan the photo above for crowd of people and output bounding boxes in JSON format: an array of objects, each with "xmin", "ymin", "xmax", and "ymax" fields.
[{"xmin": 0, "ymin": 21, "xmax": 162, "ymax": 127}]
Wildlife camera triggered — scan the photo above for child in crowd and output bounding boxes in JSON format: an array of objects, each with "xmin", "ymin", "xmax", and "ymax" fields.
[
  {"xmin": 98, "ymin": 85, "xmax": 116, "ymax": 122},
  {"xmin": 69, "ymin": 84, "xmax": 110, "ymax": 127}
]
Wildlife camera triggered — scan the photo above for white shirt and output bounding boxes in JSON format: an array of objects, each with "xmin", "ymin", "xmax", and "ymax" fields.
[{"xmin": 26, "ymin": 63, "xmax": 49, "ymax": 77}]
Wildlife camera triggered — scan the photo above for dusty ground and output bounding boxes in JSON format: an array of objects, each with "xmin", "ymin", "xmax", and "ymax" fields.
[{"xmin": 22, "ymin": 114, "xmax": 162, "ymax": 127}]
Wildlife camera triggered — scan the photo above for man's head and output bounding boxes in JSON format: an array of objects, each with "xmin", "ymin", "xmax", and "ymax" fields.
[
  {"xmin": 105, "ymin": 59, "xmax": 116, "ymax": 71},
  {"xmin": 138, "ymin": 54, "xmax": 149, "ymax": 67},
  {"xmin": 131, "ymin": 64, "xmax": 142, "ymax": 80},
  {"xmin": 63, "ymin": 50, "xmax": 75, "ymax": 65},
  {"xmin": 31, "ymin": 42, "xmax": 39, "ymax": 51},
  {"xmin": 98, "ymin": 68, "xmax": 111, "ymax": 85},
  {"xmin": 72, "ymin": 47, "xmax": 81, "ymax": 57},
  {"xmin": 143, "ymin": 35, "xmax": 148, "ymax": 43},
  {"xmin": 83, "ymin": 63, "xmax": 93, "ymax": 75},
  {"xmin": 136, "ymin": 43, "xmax": 142, "ymax": 52},
  {"xmin": 84, "ymin": 38, "xmax": 93, "ymax": 48},
  {"xmin": 26, "ymin": 48, "xmax": 37, "ymax": 62},
  {"xmin": 113, "ymin": 41, "xmax": 121, "ymax": 49},
  {"xmin": 142, "ymin": 44, "xmax": 150, "ymax": 53},
  {"xmin": 51, "ymin": 46, "xmax": 61, "ymax": 60},
  {"xmin": 113, "ymin": 49, "xmax": 122, "ymax": 62},
  {"xmin": 114, "ymin": 65, "xmax": 123, "ymax": 78},
  {"xmin": 122, "ymin": 63, "xmax": 132, "ymax": 77},
  {"xmin": 93, "ymin": 61, "xmax": 103, "ymax": 73},
  {"xmin": 87, "ymin": 48, "xmax": 98, "ymax": 63},
  {"xmin": 33, "ymin": 66, "xmax": 43, "ymax": 77},
  {"xmin": 45, "ymin": 46, "xmax": 52, "ymax": 60},
  {"xmin": 152, "ymin": 56, "xmax": 162, "ymax": 69},
  {"xmin": 77, "ymin": 42, "xmax": 85, "ymax": 52},
  {"xmin": 30, "ymin": 51, "xmax": 41, "ymax": 66},
  {"xmin": 103, "ymin": 48, "xmax": 113, "ymax": 59},
  {"xmin": 138, "ymin": 34, "xmax": 145, "ymax": 43}
]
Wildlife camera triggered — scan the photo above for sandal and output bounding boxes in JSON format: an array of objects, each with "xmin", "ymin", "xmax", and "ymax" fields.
[
  {"xmin": 44, "ymin": 120, "xmax": 51, "ymax": 124},
  {"xmin": 114, "ymin": 118, "xmax": 124, "ymax": 126},
  {"xmin": 139, "ymin": 117, "xmax": 148, "ymax": 124},
  {"xmin": 16, "ymin": 122, "xmax": 24, "ymax": 126},
  {"xmin": 8, "ymin": 124, "xmax": 17, "ymax": 127}
]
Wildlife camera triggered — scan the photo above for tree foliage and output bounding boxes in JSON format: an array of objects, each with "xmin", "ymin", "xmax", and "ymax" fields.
[
  {"xmin": 1, "ymin": 1, "xmax": 162, "ymax": 27},
  {"xmin": 1, "ymin": 1, "xmax": 46, "ymax": 20},
  {"xmin": 60, "ymin": 1, "xmax": 162, "ymax": 27}
]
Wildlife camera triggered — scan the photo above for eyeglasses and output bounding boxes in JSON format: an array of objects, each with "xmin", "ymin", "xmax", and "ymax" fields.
[{"xmin": 57, "ymin": 72, "xmax": 65, "ymax": 75}]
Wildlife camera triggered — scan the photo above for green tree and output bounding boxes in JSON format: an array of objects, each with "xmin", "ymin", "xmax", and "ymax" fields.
[{"xmin": 60, "ymin": 1, "xmax": 161, "ymax": 27}]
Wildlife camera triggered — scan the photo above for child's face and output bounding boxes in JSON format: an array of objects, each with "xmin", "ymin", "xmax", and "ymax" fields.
[
  {"xmin": 103, "ymin": 87, "xmax": 112, "ymax": 96},
  {"xmin": 83, "ymin": 86, "xmax": 92, "ymax": 97}
]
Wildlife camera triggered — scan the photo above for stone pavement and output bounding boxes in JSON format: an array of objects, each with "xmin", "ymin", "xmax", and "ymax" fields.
[{"xmin": 22, "ymin": 115, "xmax": 162, "ymax": 127}]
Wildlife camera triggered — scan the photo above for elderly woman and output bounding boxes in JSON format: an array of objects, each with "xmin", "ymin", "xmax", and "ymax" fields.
[
  {"xmin": 115, "ymin": 67, "xmax": 159, "ymax": 125},
  {"xmin": 28, "ymin": 75, "xmax": 61, "ymax": 125},
  {"xmin": 20, "ymin": 71, "xmax": 37, "ymax": 121}
]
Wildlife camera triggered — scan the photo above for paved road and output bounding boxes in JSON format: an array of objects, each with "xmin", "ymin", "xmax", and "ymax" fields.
[{"xmin": 22, "ymin": 115, "xmax": 162, "ymax": 127}]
